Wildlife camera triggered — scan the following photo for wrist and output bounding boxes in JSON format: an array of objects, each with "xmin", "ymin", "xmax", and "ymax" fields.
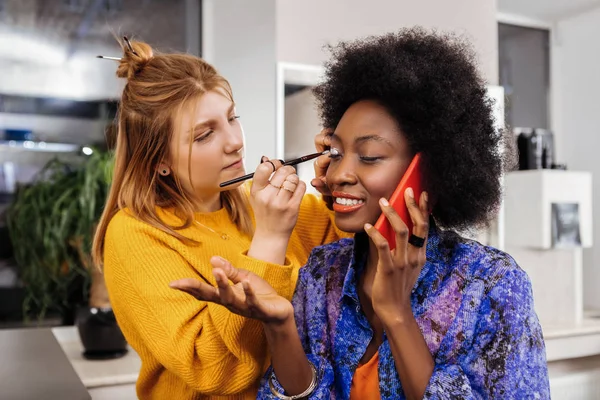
[
  {"xmin": 253, "ymin": 228, "xmax": 291, "ymax": 244},
  {"xmin": 376, "ymin": 303, "xmax": 414, "ymax": 328},
  {"xmin": 248, "ymin": 231, "xmax": 290, "ymax": 265},
  {"xmin": 263, "ymin": 313, "xmax": 296, "ymax": 337}
]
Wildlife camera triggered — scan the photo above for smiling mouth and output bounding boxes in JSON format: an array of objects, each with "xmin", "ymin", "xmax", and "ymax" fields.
[
  {"xmin": 332, "ymin": 196, "xmax": 365, "ymax": 213},
  {"xmin": 335, "ymin": 197, "xmax": 364, "ymax": 206}
]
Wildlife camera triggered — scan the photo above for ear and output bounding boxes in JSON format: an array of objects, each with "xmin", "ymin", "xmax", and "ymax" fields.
[{"xmin": 158, "ymin": 164, "xmax": 171, "ymax": 176}]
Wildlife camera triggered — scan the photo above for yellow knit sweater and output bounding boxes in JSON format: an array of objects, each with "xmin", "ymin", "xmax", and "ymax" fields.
[{"xmin": 103, "ymin": 194, "xmax": 344, "ymax": 399}]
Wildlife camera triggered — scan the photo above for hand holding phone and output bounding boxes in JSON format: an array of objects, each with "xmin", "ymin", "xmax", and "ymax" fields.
[{"xmin": 374, "ymin": 153, "xmax": 425, "ymax": 250}]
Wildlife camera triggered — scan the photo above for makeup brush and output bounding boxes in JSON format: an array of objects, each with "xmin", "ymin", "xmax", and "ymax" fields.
[{"xmin": 219, "ymin": 150, "xmax": 329, "ymax": 187}]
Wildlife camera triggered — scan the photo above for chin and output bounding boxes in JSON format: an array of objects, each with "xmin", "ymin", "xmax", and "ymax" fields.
[{"xmin": 334, "ymin": 214, "xmax": 369, "ymax": 234}]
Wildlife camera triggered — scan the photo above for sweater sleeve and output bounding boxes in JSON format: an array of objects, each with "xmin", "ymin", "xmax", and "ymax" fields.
[
  {"xmin": 423, "ymin": 266, "xmax": 551, "ymax": 399},
  {"xmin": 103, "ymin": 215, "xmax": 294, "ymax": 396}
]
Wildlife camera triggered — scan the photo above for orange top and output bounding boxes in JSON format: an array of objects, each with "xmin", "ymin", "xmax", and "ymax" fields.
[{"xmin": 350, "ymin": 351, "xmax": 381, "ymax": 400}]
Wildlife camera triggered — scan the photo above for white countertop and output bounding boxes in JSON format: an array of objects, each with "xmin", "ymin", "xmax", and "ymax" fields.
[
  {"xmin": 543, "ymin": 313, "xmax": 600, "ymax": 362},
  {"xmin": 51, "ymin": 326, "xmax": 141, "ymax": 388},
  {"xmin": 544, "ymin": 317, "xmax": 600, "ymax": 339}
]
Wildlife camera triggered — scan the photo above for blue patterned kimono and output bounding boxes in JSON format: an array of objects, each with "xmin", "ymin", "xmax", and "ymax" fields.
[{"xmin": 258, "ymin": 227, "xmax": 550, "ymax": 399}]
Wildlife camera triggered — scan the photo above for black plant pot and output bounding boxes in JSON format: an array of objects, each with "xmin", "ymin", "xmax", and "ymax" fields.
[{"xmin": 76, "ymin": 307, "xmax": 128, "ymax": 360}]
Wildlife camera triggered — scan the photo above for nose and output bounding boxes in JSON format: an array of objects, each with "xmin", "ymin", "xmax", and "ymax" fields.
[
  {"xmin": 223, "ymin": 121, "xmax": 244, "ymax": 155},
  {"xmin": 327, "ymin": 155, "xmax": 358, "ymax": 187}
]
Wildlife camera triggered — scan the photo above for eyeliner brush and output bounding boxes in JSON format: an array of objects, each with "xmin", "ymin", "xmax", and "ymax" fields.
[{"xmin": 219, "ymin": 150, "xmax": 329, "ymax": 187}]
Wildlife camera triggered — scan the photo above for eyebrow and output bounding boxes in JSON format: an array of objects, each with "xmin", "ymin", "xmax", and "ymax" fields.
[
  {"xmin": 189, "ymin": 103, "xmax": 236, "ymax": 134},
  {"xmin": 331, "ymin": 133, "xmax": 394, "ymax": 147}
]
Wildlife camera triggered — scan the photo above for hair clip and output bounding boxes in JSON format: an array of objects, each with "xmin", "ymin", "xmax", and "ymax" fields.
[
  {"xmin": 96, "ymin": 55, "xmax": 122, "ymax": 61},
  {"xmin": 123, "ymin": 36, "xmax": 138, "ymax": 56}
]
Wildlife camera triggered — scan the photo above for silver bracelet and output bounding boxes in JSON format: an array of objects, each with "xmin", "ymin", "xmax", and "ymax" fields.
[{"xmin": 268, "ymin": 360, "xmax": 318, "ymax": 400}]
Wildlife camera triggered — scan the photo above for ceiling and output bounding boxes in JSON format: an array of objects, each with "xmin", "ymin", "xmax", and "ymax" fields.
[
  {"xmin": 0, "ymin": 0, "xmax": 187, "ymax": 52},
  {"xmin": 498, "ymin": 0, "xmax": 600, "ymax": 21}
]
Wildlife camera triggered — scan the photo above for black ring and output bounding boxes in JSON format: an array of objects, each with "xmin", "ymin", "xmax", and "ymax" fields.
[
  {"xmin": 408, "ymin": 234, "xmax": 425, "ymax": 248},
  {"xmin": 265, "ymin": 160, "xmax": 276, "ymax": 172}
]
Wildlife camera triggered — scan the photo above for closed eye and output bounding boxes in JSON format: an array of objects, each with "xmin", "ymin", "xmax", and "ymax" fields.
[
  {"xmin": 360, "ymin": 156, "xmax": 382, "ymax": 163},
  {"xmin": 194, "ymin": 131, "xmax": 213, "ymax": 142}
]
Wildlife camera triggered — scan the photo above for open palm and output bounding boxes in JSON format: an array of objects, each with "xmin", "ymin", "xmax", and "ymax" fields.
[{"xmin": 170, "ymin": 256, "xmax": 293, "ymax": 325}]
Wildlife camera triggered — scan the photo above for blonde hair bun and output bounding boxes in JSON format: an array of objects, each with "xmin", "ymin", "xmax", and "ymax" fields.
[{"xmin": 116, "ymin": 40, "xmax": 154, "ymax": 80}]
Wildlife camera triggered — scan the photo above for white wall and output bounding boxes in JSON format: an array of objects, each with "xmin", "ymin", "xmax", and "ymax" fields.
[
  {"xmin": 202, "ymin": 0, "xmax": 278, "ymax": 173},
  {"xmin": 276, "ymin": 0, "xmax": 499, "ymax": 84},
  {"xmin": 552, "ymin": 6, "xmax": 600, "ymax": 309}
]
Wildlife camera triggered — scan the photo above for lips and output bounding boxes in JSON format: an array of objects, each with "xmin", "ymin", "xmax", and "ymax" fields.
[
  {"xmin": 332, "ymin": 191, "xmax": 365, "ymax": 213},
  {"xmin": 224, "ymin": 159, "xmax": 243, "ymax": 169}
]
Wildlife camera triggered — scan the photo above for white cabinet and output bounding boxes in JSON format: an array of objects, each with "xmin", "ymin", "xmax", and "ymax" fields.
[{"xmin": 504, "ymin": 170, "xmax": 593, "ymax": 249}]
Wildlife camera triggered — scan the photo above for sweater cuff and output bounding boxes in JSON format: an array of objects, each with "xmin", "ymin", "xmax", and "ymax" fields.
[{"xmin": 237, "ymin": 251, "xmax": 295, "ymax": 300}]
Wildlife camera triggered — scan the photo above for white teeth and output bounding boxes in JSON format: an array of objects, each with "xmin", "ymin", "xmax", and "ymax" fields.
[{"xmin": 335, "ymin": 197, "xmax": 364, "ymax": 206}]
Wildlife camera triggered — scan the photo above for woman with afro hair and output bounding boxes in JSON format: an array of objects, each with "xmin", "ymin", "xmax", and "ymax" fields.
[{"xmin": 173, "ymin": 28, "xmax": 551, "ymax": 399}]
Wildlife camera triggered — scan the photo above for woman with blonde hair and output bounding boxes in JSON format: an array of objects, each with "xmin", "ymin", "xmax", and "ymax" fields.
[{"xmin": 92, "ymin": 39, "xmax": 344, "ymax": 399}]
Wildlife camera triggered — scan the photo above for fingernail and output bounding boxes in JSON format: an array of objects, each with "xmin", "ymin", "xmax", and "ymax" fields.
[
  {"xmin": 364, "ymin": 223, "xmax": 373, "ymax": 230},
  {"xmin": 380, "ymin": 198, "xmax": 389, "ymax": 207},
  {"xmin": 406, "ymin": 187, "xmax": 414, "ymax": 198},
  {"xmin": 260, "ymin": 156, "xmax": 267, "ymax": 163},
  {"xmin": 423, "ymin": 192, "xmax": 428, "ymax": 203},
  {"xmin": 310, "ymin": 180, "xmax": 317, "ymax": 188}
]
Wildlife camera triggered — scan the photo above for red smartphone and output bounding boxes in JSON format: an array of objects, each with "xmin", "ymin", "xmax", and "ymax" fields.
[{"xmin": 374, "ymin": 152, "xmax": 424, "ymax": 250}]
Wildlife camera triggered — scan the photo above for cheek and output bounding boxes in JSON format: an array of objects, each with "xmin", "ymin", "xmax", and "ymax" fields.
[
  {"xmin": 172, "ymin": 146, "xmax": 213, "ymax": 185},
  {"xmin": 364, "ymin": 173, "xmax": 400, "ymax": 201},
  {"xmin": 189, "ymin": 149, "xmax": 217, "ymax": 179}
]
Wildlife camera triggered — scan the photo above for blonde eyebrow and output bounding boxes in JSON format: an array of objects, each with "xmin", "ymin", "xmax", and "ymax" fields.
[{"xmin": 187, "ymin": 103, "xmax": 236, "ymax": 135}]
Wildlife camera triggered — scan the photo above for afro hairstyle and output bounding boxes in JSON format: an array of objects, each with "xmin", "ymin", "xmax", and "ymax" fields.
[{"xmin": 313, "ymin": 27, "xmax": 515, "ymax": 231}]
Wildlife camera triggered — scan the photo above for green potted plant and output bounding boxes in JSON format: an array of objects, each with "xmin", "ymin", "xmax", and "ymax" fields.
[{"xmin": 6, "ymin": 150, "xmax": 127, "ymax": 359}]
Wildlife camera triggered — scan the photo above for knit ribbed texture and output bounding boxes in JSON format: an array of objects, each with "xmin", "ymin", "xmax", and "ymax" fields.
[{"xmin": 103, "ymin": 194, "xmax": 344, "ymax": 399}]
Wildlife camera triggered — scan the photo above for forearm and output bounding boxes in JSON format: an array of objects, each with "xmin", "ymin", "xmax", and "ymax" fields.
[
  {"xmin": 263, "ymin": 318, "xmax": 313, "ymax": 396},
  {"xmin": 248, "ymin": 231, "xmax": 289, "ymax": 265},
  {"xmin": 382, "ymin": 309, "xmax": 434, "ymax": 400}
]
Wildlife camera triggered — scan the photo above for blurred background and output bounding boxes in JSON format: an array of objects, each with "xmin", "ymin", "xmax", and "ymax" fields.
[{"xmin": 0, "ymin": 0, "xmax": 599, "ymax": 399}]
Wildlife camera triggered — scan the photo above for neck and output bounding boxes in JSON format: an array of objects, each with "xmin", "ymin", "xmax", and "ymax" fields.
[{"xmin": 194, "ymin": 192, "xmax": 222, "ymax": 213}]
